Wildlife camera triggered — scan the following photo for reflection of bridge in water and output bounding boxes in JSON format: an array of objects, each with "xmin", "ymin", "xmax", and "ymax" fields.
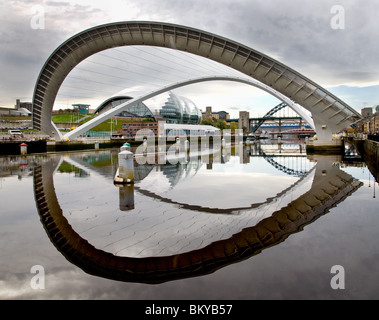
[
  {"xmin": 58, "ymin": 145, "xmax": 315, "ymax": 214},
  {"xmin": 61, "ymin": 142, "xmax": 315, "ymax": 190},
  {"xmin": 33, "ymin": 145, "xmax": 362, "ymax": 284},
  {"xmin": 247, "ymin": 141, "xmax": 312, "ymax": 177}
]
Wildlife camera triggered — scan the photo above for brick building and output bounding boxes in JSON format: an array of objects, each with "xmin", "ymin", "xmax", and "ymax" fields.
[{"xmin": 122, "ymin": 121, "xmax": 158, "ymax": 138}]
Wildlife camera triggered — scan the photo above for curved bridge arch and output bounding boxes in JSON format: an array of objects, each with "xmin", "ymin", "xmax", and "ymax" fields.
[
  {"xmin": 64, "ymin": 75, "xmax": 315, "ymax": 141},
  {"xmin": 250, "ymin": 102, "xmax": 287, "ymax": 133},
  {"xmin": 32, "ymin": 21, "xmax": 361, "ymax": 142}
]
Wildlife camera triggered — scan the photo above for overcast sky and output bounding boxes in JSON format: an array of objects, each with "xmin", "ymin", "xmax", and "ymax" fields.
[{"xmin": 0, "ymin": 0, "xmax": 378, "ymax": 117}]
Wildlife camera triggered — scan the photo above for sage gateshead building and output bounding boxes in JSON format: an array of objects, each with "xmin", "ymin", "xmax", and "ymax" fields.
[
  {"xmin": 94, "ymin": 91, "xmax": 202, "ymax": 124},
  {"xmin": 94, "ymin": 91, "xmax": 220, "ymax": 137},
  {"xmin": 159, "ymin": 92, "xmax": 202, "ymax": 124}
]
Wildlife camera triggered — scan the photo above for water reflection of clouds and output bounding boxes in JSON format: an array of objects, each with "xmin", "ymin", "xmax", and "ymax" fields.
[
  {"xmin": 163, "ymin": 171, "xmax": 298, "ymax": 209},
  {"xmin": 340, "ymin": 166, "xmax": 376, "ymax": 184},
  {"xmin": 135, "ymin": 155, "xmax": 315, "ymax": 209}
]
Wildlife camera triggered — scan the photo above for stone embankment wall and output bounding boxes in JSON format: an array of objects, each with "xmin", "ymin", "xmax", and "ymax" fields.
[
  {"xmin": 352, "ymin": 138, "xmax": 378, "ymax": 182},
  {"xmin": 363, "ymin": 140, "xmax": 379, "ymax": 182},
  {"xmin": 363, "ymin": 140, "xmax": 379, "ymax": 163}
]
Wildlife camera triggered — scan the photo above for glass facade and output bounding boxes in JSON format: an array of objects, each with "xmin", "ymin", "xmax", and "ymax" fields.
[
  {"xmin": 117, "ymin": 102, "xmax": 155, "ymax": 119},
  {"xmin": 159, "ymin": 92, "xmax": 183, "ymax": 123},
  {"xmin": 95, "ymin": 96, "xmax": 155, "ymax": 119},
  {"xmin": 97, "ymin": 92, "xmax": 202, "ymax": 125},
  {"xmin": 159, "ymin": 92, "xmax": 201, "ymax": 125}
]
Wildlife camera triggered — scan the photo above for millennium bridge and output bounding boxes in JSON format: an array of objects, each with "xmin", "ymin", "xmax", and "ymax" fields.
[{"xmin": 32, "ymin": 21, "xmax": 361, "ymax": 146}]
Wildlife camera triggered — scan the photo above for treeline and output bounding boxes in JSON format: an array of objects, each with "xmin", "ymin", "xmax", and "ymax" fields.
[{"xmin": 200, "ymin": 119, "xmax": 238, "ymax": 131}]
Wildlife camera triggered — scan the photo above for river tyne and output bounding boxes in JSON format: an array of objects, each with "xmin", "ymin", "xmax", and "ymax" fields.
[{"xmin": 0, "ymin": 140, "xmax": 378, "ymax": 300}]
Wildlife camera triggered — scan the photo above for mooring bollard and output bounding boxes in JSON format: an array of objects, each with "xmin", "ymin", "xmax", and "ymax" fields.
[
  {"xmin": 19, "ymin": 143, "xmax": 28, "ymax": 155},
  {"xmin": 120, "ymin": 142, "xmax": 130, "ymax": 152},
  {"xmin": 114, "ymin": 143, "xmax": 134, "ymax": 184},
  {"xmin": 176, "ymin": 137, "xmax": 180, "ymax": 152},
  {"xmin": 94, "ymin": 141, "xmax": 99, "ymax": 150}
]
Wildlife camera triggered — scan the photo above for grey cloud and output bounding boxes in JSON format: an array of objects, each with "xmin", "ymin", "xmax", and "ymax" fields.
[
  {"xmin": 0, "ymin": 1, "xmax": 107, "ymax": 105},
  {"xmin": 0, "ymin": 0, "xmax": 378, "ymax": 109}
]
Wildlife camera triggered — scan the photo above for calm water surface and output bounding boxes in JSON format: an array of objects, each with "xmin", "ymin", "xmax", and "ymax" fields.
[{"xmin": 0, "ymin": 141, "xmax": 378, "ymax": 299}]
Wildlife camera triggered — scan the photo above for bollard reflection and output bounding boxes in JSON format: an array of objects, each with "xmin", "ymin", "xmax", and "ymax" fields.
[{"xmin": 118, "ymin": 184, "xmax": 135, "ymax": 211}]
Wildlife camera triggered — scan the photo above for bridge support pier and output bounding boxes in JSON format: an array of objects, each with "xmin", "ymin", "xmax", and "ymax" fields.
[
  {"xmin": 305, "ymin": 139, "xmax": 343, "ymax": 154},
  {"xmin": 305, "ymin": 117, "xmax": 344, "ymax": 154}
]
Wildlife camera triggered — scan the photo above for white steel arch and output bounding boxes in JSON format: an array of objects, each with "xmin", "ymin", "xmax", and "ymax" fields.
[
  {"xmin": 64, "ymin": 75, "xmax": 315, "ymax": 141},
  {"xmin": 32, "ymin": 21, "xmax": 361, "ymax": 141}
]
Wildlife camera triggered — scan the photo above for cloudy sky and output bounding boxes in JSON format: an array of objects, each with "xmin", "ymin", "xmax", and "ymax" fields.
[{"xmin": 0, "ymin": 0, "xmax": 378, "ymax": 118}]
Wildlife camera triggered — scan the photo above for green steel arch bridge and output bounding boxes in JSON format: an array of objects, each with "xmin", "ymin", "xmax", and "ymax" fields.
[{"xmin": 226, "ymin": 102, "xmax": 310, "ymax": 134}]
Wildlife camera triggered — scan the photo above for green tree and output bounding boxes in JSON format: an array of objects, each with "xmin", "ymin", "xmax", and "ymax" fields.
[
  {"xmin": 229, "ymin": 121, "xmax": 238, "ymax": 131},
  {"xmin": 215, "ymin": 119, "xmax": 227, "ymax": 130},
  {"xmin": 200, "ymin": 119, "xmax": 213, "ymax": 126}
]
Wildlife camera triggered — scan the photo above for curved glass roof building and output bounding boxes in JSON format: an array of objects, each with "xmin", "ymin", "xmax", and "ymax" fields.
[
  {"xmin": 95, "ymin": 91, "xmax": 202, "ymax": 125},
  {"xmin": 94, "ymin": 96, "xmax": 155, "ymax": 119},
  {"xmin": 159, "ymin": 92, "xmax": 201, "ymax": 124}
]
